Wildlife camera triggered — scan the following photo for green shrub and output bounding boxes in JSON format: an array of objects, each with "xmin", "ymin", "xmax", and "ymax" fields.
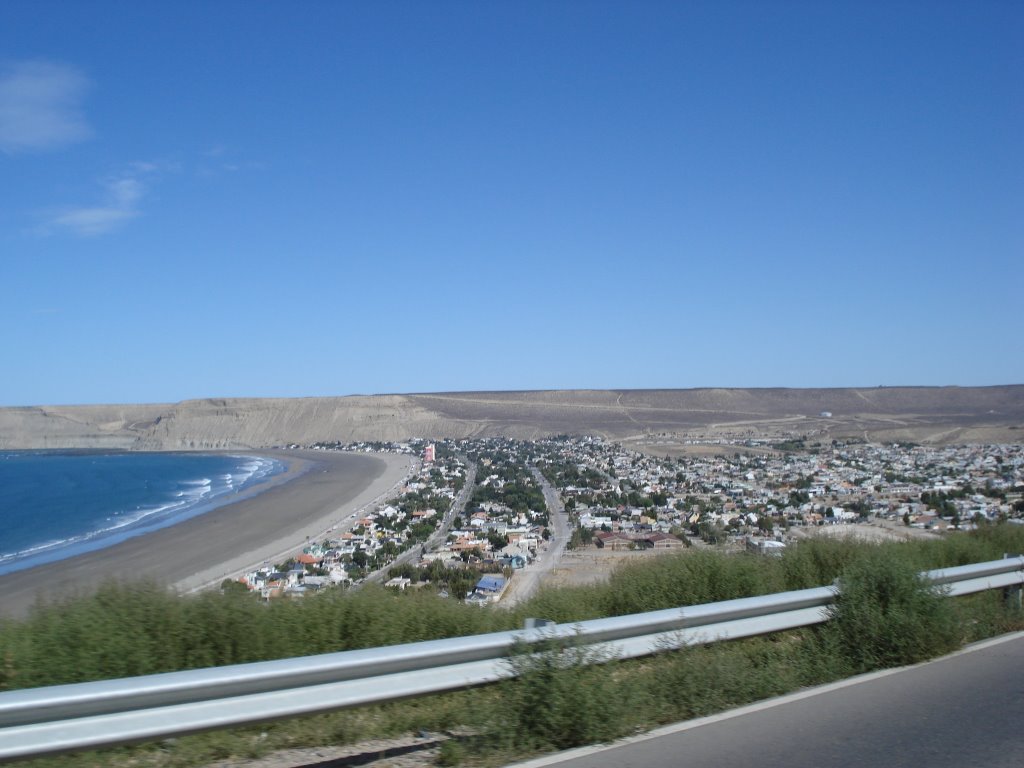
[
  {"xmin": 7, "ymin": 525, "xmax": 1024, "ymax": 768},
  {"xmin": 646, "ymin": 633, "xmax": 843, "ymax": 721},
  {"xmin": 4, "ymin": 525, "xmax": 1024, "ymax": 694},
  {"xmin": 511, "ymin": 583, "xmax": 607, "ymax": 624},
  {"xmin": 495, "ymin": 638, "xmax": 635, "ymax": 751},
  {"xmin": 435, "ymin": 739, "xmax": 465, "ymax": 766},
  {"xmin": 825, "ymin": 550, "xmax": 960, "ymax": 672},
  {"xmin": 604, "ymin": 550, "xmax": 783, "ymax": 615},
  {"xmin": 780, "ymin": 535, "xmax": 875, "ymax": 589}
]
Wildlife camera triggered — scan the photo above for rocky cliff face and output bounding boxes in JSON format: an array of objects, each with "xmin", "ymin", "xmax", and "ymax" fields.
[
  {"xmin": 0, "ymin": 404, "xmax": 167, "ymax": 449},
  {"xmin": 1, "ymin": 386, "xmax": 1021, "ymax": 449}
]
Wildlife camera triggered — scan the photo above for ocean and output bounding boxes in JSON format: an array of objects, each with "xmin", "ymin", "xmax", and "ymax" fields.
[{"xmin": 0, "ymin": 451, "xmax": 286, "ymax": 576}]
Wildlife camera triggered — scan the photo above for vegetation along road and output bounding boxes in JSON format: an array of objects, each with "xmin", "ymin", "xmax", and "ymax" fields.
[{"xmin": 517, "ymin": 632, "xmax": 1024, "ymax": 768}]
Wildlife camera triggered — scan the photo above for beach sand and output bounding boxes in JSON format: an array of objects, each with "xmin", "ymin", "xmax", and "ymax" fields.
[{"xmin": 0, "ymin": 450, "xmax": 414, "ymax": 618}]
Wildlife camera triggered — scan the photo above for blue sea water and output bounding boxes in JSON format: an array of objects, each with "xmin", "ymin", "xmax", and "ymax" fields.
[{"xmin": 0, "ymin": 451, "xmax": 286, "ymax": 576}]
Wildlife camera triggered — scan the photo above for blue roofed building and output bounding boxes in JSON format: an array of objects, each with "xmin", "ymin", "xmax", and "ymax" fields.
[{"xmin": 471, "ymin": 574, "xmax": 508, "ymax": 604}]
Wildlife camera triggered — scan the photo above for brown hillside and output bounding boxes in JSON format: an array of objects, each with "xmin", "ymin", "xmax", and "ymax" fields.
[{"xmin": 0, "ymin": 386, "xmax": 1021, "ymax": 449}]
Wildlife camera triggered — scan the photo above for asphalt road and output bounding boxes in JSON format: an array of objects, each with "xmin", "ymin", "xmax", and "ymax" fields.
[
  {"xmin": 501, "ymin": 468, "xmax": 571, "ymax": 607},
  {"xmin": 513, "ymin": 632, "xmax": 1024, "ymax": 768}
]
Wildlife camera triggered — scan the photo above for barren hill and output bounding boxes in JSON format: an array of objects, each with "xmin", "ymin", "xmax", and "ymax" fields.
[{"xmin": 1, "ymin": 386, "xmax": 1021, "ymax": 450}]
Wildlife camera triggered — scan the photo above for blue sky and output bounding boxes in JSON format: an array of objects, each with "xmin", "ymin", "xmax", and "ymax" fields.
[{"xmin": 1, "ymin": 1, "xmax": 1021, "ymax": 406}]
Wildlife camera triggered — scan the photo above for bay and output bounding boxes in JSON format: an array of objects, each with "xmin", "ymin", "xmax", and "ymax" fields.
[{"xmin": 0, "ymin": 451, "xmax": 285, "ymax": 576}]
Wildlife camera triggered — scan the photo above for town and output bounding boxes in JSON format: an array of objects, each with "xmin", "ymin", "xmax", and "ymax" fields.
[{"xmin": 237, "ymin": 436, "xmax": 1024, "ymax": 604}]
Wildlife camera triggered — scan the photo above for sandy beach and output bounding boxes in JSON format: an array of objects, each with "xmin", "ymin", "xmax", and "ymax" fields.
[{"xmin": 0, "ymin": 450, "xmax": 414, "ymax": 618}]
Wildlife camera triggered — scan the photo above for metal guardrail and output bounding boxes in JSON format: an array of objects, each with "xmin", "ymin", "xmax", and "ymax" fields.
[{"xmin": 0, "ymin": 555, "xmax": 1021, "ymax": 761}]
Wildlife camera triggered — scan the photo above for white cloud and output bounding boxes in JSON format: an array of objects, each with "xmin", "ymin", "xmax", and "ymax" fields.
[
  {"xmin": 47, "ymin": 165, "xmax": 160, "ymax": 237},
  {"xmin": 0, "ymin": 60, "xmax": 92, "ymax": 153},
  {"xmin": 196, "ymin": 145, "xmax": 264, "ymax": 176},
  {"xmin": 106, "ymin": 177, "xmax": 144, "ymax": 208},
  {"xmin": 51, "ymin": 206, "xmax": 138, "ymax": 237}
]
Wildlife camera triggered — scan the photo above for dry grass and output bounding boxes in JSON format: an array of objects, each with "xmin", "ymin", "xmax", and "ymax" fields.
[
  {"xmin": 543, "ymin": 546, "xmax": 683, "ymax": 589},
  {"xmin": 789, "ymin": 522, "xmax": 936, "ymax": 545}
]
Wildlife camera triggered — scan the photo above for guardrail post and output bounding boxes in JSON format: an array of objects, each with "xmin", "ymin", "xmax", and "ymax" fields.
[
  {"xmin": 1003, "ymin": 554, "xmax": 1022, "ymax": 612},
  {"xmin": 524, "ymin": 618, "xmax": 556, "ymax": 630}
]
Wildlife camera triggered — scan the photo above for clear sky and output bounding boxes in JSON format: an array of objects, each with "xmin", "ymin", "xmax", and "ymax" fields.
[{"xmin": 1, "ymin": 1, "xmax": 1021, "ymax": 406}]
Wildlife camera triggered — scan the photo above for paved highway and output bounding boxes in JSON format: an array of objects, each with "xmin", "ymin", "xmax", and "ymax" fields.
[{"xmin": 513, "ymin": 632, "xmax": 1024, "ymax": 768}]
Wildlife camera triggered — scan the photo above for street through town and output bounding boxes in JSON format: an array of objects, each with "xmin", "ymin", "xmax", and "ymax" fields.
[{"xmin": 499, "ymin": 467, "xmax": 571, "ymax": 607}]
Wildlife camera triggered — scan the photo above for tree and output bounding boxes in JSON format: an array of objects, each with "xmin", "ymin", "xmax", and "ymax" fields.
[
  {"xmin": 698, "ymin": 521, "xmax": 725, "ymax": 545},
  {"xmin": 220, "ymin": 579, "xmax": 249, "ymax": 596}
]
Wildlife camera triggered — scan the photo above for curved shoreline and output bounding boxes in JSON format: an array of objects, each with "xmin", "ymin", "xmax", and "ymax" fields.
[
  {"xmin": 0, "ymin": 450, "xmax": 415, "ymax": 618},
  {"xmin": 175, "ymin": 450, "xmax": 415, "ymax": 593},
  {"xmin": 0, "ymin": 452, "xmax": 295, "ymax": 578}
]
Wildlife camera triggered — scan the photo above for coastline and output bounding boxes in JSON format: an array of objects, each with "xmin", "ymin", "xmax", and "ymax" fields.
[
  {"xmin": 0, "ymin": 450, "xmax": 415, "ymax": 618},
  {"xmin": 174, "ymin": 450, "xmax": 415, "ymax": 593}
]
